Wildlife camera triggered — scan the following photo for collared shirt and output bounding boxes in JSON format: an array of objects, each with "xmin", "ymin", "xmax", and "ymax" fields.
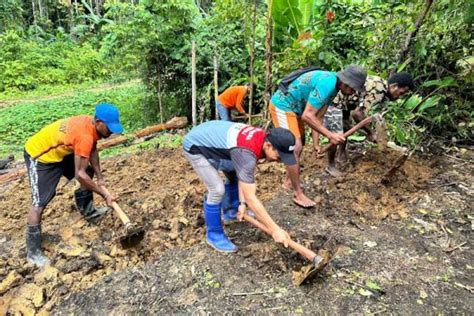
[
  {"xmin": 271, "ymin": 71, "xmax": 338, "ymax": 115},
  {"xmin": 332, "ymin": 75, "xmax": 389, "ymax": 113}
]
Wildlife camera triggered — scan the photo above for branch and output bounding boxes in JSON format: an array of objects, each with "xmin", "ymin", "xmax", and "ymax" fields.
[{"xmin": 392, "ymin": 0, "xmax": 435, "ymax": 74}]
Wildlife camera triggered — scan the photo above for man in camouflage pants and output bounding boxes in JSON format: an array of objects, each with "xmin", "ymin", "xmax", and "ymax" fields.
[{"xmin": 313, "ymin": 72, "xmax": 415, "ymax": 177}]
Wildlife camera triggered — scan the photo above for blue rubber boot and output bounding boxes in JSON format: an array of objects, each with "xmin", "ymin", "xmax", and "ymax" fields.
[
  {"xmin": 222, "ymin": 183, "xmax": 239, "ymax": 223},
  {"xmin": 204, "ymin": 201, "xmax": 238, "ymax": 252}
]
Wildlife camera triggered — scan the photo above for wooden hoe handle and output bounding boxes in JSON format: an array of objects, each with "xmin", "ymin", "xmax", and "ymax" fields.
[
  {"xmin": 242, "ymin": 214, "xmax": 317, "ymax": 262},
  {"xmin": 101, "ymin": 187, "xmax": 131, "ymax": 226},
  {"xmin": 319, "ymin": 115, "xmax": 375, "ymax": 155}
]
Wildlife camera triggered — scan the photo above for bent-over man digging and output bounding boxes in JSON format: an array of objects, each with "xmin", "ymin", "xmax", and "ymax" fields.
[
  {"xmin": 313, "ymin": 72, "xmax": 415, "ymax": 177},
  {"xmin": 269, "ymin": 65, "xmax": 367, "ymax": 207},
  {"xmin": 24, "ymin": 103, "xmax": 124, "ymax": 266},
  {"xmin": 183, "ymin": 120, "xmax": 296, "ymax": 252}
]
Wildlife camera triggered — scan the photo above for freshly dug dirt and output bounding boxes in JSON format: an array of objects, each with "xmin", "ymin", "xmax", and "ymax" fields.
[{"xmin": 0, "ymin": 142, "xmax": 472, "ymax": 314}]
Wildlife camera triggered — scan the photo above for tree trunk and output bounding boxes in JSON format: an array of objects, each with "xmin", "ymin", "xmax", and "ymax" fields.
[
  {"xmin": 248, "ymin": 0, "xmax": 257, "ymax": 125},
  {"xmin": 157, "ymin": 71, "xmax": 164, "ymax": 124},
  {"xmin": 393, "ymin": 0, "xmax": 435, "ymax": 74},
  {"xmin": 32, "ymin": 0, "xmax": 37, "ymax": 26},
  {"xmin": 37, "ymin": 0, "xmax": 44, "ymax": 20},
  {"xmin": 213, "ymin": 54, "xmax": 219, "ymax": 120},
  {"xmin": 191, "ymin": 41, "xmax": 197, "ymax": 126},
  {"xmin": 263, "ymin": 0, "xmax": 273, "ymax": 122}
]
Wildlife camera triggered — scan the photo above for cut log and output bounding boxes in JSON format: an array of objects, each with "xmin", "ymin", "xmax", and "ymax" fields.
[
  {"xmin": 0, "ymin": 117, "xmax": 188, "ymax": 185},
  {"xmin": 98, "ymin": 117, "xmax": 187, "ymax": 150}
]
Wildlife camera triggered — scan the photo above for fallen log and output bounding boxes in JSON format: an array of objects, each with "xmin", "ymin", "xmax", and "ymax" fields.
[
  {"xmin": 0, "ymin": 117, "xmax": 188, "ymax": 185},
  {"xmin": 97, "ymin": 116, "xmax": 187, "ymax": 150}
]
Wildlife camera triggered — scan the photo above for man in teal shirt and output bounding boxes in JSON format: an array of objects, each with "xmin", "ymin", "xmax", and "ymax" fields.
[{"xmin": 269, "ymin": 65, "xmax": 367, "ymax": 208}]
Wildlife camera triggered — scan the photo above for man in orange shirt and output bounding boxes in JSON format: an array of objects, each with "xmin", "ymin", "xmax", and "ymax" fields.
[
  {"xmin": 24, "ymin": 103, "xmax": 124, "ymax": 266},
  {"xmin": 216, "ymin": 84, "xmax": 253, "ymax": 121}
]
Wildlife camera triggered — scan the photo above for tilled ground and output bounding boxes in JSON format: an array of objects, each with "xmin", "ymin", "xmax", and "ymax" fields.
[{"xmin": 0, "ymin": 142, "xmax": 472, "ymax": 314}]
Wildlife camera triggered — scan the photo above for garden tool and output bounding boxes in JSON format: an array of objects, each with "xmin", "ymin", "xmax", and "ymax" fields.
[
  {"xmin": 242, "ymin": 214, "xmax": 330, "ymax": 286},
  {"xmin": 101, "ymin": 187, "xmax": 145, "ymax": 249},
  {"xmin": 319, "ymin": 114, "xmax": 387, "ymax": 155}
]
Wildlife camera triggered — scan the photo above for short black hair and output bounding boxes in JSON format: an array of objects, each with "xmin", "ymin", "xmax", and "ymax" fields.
[
  {"xmin": 247, "ymin": 82, "xmax": 257, "ymax": 91},
  {"xmin": 388, "ymin": 72, "xmax": 415, "ymax": 90}
]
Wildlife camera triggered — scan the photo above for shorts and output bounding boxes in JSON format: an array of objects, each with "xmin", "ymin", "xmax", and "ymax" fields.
[
  {"xmin": 323, "ymin": 106, "xmax": 343, "ymax": 134},
  {"xmin": 269, "ymin": 102, "xmax": 304, "ymax": 139},
  {"xmin": 24, "ymin": 151, "xmax": 92, "ymax": 207}
]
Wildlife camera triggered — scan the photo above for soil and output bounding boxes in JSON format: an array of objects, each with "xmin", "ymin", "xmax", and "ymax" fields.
[{"xmin": 0, "ymin": 142, "xmax": 472, "ymax": 314}]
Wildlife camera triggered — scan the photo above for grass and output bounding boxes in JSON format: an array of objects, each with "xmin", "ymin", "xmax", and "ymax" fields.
[
  {"xmin": 100, "ymin": 133, "xmax": 185, "ymax": 158},
  {"xmin": 0, "ymin": 82, "xmax": 154, "ymax": 158}
]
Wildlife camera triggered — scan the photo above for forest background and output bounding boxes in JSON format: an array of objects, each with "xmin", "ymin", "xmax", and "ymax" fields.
[{"xmin": 0, "ymin": 0, "xmax": 472, "ymax": 157}]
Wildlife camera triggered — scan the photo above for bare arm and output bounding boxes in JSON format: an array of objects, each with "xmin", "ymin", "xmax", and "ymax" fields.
[
  {"xmin": 74, "ymin": 155, "xmax": 114, "ymax": 205},
  {"xmin": 311, "ymin": 107, "xmax": 326, "ymax": 153},
  {"xmin": 240, "ymin": 181, "xmax": 290, "ymax": 247},
  {"xmin": 352, "ymin": 108, "xmax": 370, "ymax": 131},
  {"xmin": 89, "ymin": 146, "xmax": 105, "ymax": 184}
]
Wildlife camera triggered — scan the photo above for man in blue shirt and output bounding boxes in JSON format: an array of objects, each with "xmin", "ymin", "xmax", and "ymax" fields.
[
  {"xmin": 183, "ymin": 120, "xmax": 296, "ymax": 253},
  {"xmin": 269, "ymin": 65, "xmax": 367, "ymax": 208}
]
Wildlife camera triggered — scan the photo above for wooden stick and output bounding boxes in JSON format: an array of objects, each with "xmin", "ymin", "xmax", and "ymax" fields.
[
  {"xmin": 243, "ymin": 214, "xmax": 317, "ymax": 262},
  {"xmin": 232, "ymin": 114, "xmax": 263, "ymax": 120},
  {"xmin": 248, "ymin": 0, "xmax": 257, "ymax": 125},
  {"xmin": 191, "ymin": 41, "xmax": 197, "ymax": 126},
  {"xmin": 393, "ymin": 0, "xmax": 434, "ymax": 75},
  {"xmin": 213, "ymin": 54, "xmax": 219, "ymax": 120},
  {"xmin": 319, "ymin": 116, "xmax": 374, "ymax": 155},
  {"xmin": 101, "ymin": 186, "xmax": 131, "ymax": 226},
  {"xmin": 263, "ymin": 0, "xmax": 273, "ymax": 122}
]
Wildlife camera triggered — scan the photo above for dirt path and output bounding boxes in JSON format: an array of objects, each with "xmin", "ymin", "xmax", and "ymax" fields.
[
  {"xmin": 0, "ymin": 80, "xmax": 140, "ymax": 108},
  {"xmin": 0, "ymin": 143, "xmax": 472, "ymax": 314}
]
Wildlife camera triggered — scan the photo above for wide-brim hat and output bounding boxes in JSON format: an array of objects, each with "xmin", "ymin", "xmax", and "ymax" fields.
[{"xmin": 336, "ymin": 65, "xmax": 367, "ymax": 92}]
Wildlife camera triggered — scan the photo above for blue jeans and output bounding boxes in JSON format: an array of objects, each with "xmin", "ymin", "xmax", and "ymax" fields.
[{"xmin": 216, "ymin": 101, "xmax": 231, "ymax": 121}]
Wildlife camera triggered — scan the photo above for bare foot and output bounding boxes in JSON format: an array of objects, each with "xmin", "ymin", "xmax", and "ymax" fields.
[
  {"xmin": 293, "ymin": 192, "xmax": 316, "ymax": 208},
  {"xmin": 325, "ymin": 166, "xmax": 343, "ymax": 178}
]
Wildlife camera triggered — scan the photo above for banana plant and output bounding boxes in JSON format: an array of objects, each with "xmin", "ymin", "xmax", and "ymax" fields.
[{"xmin": 272, "ymin": 0, "xmax": 316, "ymax": 37}]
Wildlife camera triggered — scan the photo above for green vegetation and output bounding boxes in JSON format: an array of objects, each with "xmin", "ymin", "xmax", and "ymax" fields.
[
  {"xmin": 0, "ymin": 83, "xmax": 148, "ymax": 157},
  {"xmin": 0, "ymin": 0, "xmax": 472, "ymax": 153}
]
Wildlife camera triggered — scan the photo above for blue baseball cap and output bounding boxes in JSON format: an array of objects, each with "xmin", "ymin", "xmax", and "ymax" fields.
[{"xmin": 95, "ymin": 103, "xmax": 124, "ymax": 134}]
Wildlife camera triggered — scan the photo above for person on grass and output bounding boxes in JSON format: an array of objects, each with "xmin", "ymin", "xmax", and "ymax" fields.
[
  {"xmin": 313, "ymin": 72, "xmax": 415, "ymax": 177},
  {"xmin": 269, "ymin": 65, "xmax": 367, "ymax": 208},
  {"xmin": 216, "ymin": 84, "xmax": 254, "ymax": 121},
  {"xmin": 183, "ymin": 120, "xmax": 296, "ymax": 252},
  {"xmin": 24, "ymin": 103, "xmax": 124, "ymax": 266}
]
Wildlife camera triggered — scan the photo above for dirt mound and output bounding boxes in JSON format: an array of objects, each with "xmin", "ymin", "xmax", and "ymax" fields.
[{"xmin": 1, "ymin": 143, "xmax": 463, "ymax": 314}]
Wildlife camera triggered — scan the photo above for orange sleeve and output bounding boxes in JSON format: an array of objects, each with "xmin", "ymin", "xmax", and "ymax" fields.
[
  {"xmin": 234, "ymin": 87, "xmax": 247, "ymax": 113},
  {"xmin": 218, "ymin": 86, "xmax": 247, "ymax": 110},
  {"xmin": 73, "ymin": 134, "xmax": 94, "ymax": 158}
]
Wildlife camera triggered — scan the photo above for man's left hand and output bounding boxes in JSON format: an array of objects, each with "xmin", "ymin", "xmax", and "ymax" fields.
[{"xmin": 237, "ymin": 203, "xmax": 247, "ymax": 221}]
